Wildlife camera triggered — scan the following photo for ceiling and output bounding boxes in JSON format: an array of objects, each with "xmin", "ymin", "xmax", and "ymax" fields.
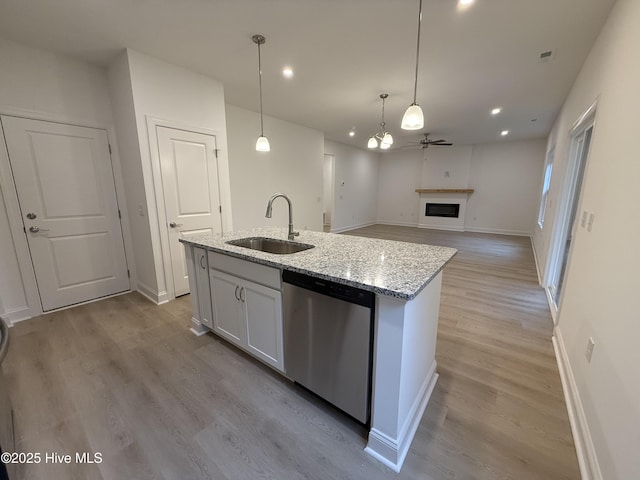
[{"xmin": 0, "ymin": 0, "xmax": 615, "ymax": 148}]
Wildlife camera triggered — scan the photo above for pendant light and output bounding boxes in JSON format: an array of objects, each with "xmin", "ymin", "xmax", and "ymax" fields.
[
  {"xmin": 252, "ymin": 34, "xmax": 270, "ymax": 152},
  {"xmin": 368, "ymin": 94, "xmax": 394, "ymax": 150},
  {"xmin": 401, "ymin": 0, "xmax": 425, "ymax": 130}
]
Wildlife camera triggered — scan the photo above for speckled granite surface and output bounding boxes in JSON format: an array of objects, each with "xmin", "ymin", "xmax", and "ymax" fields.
[{"xmin": 180, "ymin": 228, "xmax": 456, "ymax": 301}]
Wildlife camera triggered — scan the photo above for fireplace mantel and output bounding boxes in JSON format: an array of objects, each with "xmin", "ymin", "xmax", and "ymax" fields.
[{"xmin": 415, "ymin": 189, "xmax": 474, "ymax": 194}]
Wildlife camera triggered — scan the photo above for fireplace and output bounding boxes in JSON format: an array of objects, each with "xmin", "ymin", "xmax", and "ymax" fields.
[{"xmin": 425, "ymin": 203, "xmax": 460, "ymax": 218}]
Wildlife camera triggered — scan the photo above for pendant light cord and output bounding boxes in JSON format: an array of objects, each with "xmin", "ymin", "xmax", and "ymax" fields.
[
  {"xmin": 257, "ymin": 41, "xmax": 265, "ymax": 136},
  {"xmin": 412, "ymin": 0, "xmax": 423, "ymax": 104}
]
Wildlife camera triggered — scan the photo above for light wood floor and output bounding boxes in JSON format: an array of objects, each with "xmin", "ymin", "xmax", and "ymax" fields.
[{"xmin": 4, "ymin": 225, "xmax": 579, "ymax": 480}]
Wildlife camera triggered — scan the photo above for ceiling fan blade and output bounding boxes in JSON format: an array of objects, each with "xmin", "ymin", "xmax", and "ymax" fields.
[
  {"xmin": 428, "ymin": 139, "xmax": 446, "ymax": 144},
  {"xmin": 432, "ymin": 142, "xmax": 453, "ymax": 146}
]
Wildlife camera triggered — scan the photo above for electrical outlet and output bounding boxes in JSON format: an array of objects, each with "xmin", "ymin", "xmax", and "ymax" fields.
[{"xmin": 585, "ymin": 337, "xmax": 595, "ymax": 362}]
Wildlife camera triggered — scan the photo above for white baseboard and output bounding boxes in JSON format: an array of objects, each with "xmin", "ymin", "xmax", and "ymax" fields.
[
  {"xmin": 1, "ymin": 306, "xmax": 31, "ymax": 326},
  {"xmin": 365, "ymin": 362, "xmax": 438, "ymax": 472},
  {"xmin": 417, "ymin": 225, "xmax": 464, "ymax": 232},
  {"xmin": 137, "ymin": 282, "xmax": 170, "ymax": 305},
  {"xmin": 375, "ymin": 221, "xmax": 419, "ymax": 228},
  {"xmin": 553, "ymin": 328, "xmax": 602, "ymax": 480},
  {"xmin": 464, "ymin": 226, "xmax": 532, "ymax": 236},
  {"xmin": 331, "ymin": 221, "xmax": 376, "ymax": 233},
  {"xmin": 531, "ymin": 236, "xmax": 543, "ymax": 285}
]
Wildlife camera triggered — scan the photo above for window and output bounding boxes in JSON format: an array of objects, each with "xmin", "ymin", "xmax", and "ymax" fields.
[{"xmin": 537, "ymin": 148, "xmax": 554, "ymax": 228}]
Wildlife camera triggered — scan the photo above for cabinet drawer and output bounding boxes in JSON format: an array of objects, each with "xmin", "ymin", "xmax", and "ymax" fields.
[{"xmin": 208, "ymin": 251, "xmax": 281, "ymax": 290}]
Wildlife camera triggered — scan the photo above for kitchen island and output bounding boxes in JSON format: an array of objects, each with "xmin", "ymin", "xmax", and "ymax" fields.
[{"xmin": 180, "ymin": 227, "xmax": 456, "ymax": 472}]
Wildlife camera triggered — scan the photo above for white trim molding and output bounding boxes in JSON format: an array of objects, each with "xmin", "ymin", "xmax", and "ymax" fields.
[
  {"xmin": 553, "ymin": 327, "xmax": 603, "ymax": 480},
  {"xmin": 136, "ymin": 282, "xmax": 169, "ymax": 305},
  {"xmin": 145, "ymin": 116, "xmax": 234, "ymax": 303},
  {"xmin": 0, "ymin": 106, "xmax": 135, "ymax": 321}
]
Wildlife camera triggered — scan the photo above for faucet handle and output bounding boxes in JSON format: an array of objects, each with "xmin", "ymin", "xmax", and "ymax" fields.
[{"xmin": 292, "ymin": 231, "xmax": 300, "ymax": 237}]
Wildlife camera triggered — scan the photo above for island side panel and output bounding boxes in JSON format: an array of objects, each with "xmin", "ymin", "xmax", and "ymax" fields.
[
  {"xmin": 184, "ymin": 243, "xmax": 208, "ymax": 336},
  {"xmin": 366, "ymin": 271, "xmax": 443, "ymax": 472}
]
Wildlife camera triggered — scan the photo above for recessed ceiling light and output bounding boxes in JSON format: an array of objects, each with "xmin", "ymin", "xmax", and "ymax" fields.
[
  {"xmin": 491, "ymin": 107, "xmax": 502, "ymax": 115},
  {"xmin": 457, "ymin": 0, "xmax": 475, "ymax": 9},
  {"xmin": 282, "ymin": 67, "xmax": 294, "ymax": 78},
  {"xmin": 348, "ymin": 130, "xmax": 355, "ymax": 137},
  {"xmin": 501, "ymin": 130, "xmax": 510, "ymax": 136}
]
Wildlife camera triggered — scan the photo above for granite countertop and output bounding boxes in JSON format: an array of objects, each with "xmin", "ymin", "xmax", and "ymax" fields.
[{"xmin": 180, "ymin": 228, "xmax": 456, "ymax": 301}]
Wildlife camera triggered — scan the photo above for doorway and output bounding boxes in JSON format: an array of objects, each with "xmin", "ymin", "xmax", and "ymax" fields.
[
  {"xmin": 323, "ymin": 154, "xmax": 335, "ymax": 232},
  {"xmin": 1, "ymin": 116, "xmax": 130, "ymax": 312},
  {"xmin": 547, "ymin": 111, "xmax": 595, "ymax": 313},
  {"xmin": 156, "ymin": 126, "xmax": 223, "ymax": 297}
]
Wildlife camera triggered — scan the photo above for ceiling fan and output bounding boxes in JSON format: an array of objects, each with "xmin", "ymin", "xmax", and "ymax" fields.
[{"xmin": 402, "ymin": 133, "xmax": 453, "ymax": 149}]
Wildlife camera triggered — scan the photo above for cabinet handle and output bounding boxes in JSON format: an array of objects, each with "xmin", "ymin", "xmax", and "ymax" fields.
[
  {"xmin": 199, "ymin": 255, "xmax": 206, "ymax": 270},
  {"xmin": 239, "ymin": 287, "xmax": 245, "ymax": 303},
  {"xmin": 234, "ymin": 285, "xmax": 240, "ymax": 301}
]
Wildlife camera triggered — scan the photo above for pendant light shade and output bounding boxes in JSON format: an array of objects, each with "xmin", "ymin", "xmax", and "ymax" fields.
[
  {"xmin": 402, "ymin": 0, "xmax": 425, "ymax": 131},
  {"xmin": 367, "ymin": 136, "xmax": 378, "ymax": 149},
  {"xmin": 401, "ymin": 104, "xmax": 424, "ymax": 130},
  {"xmin": 381, "ymin": 132, "xmax": 394, "ymax": 146},
  {"xmin": 256, "ymin": 135, "xmax": 270, "ymax": 152},
  {"xmin": 252, "ymin": 34, "xmax": 270, "ymax": 152}
]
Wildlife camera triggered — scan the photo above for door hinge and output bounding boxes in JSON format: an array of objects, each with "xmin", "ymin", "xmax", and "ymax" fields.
[
  {"xmin": 127, "ymin": 269, "xmax": 130, "ymax": 278},
  {"xmin": 108, "ymin": 144, "xmax": 112, "ymax": 155},
  {"xmin": 118, "ymin": 209, "xmax": 121, "ymax": 219},
  {"xmin": 219, "ymin": 205, "xmax": 222, "ymax": 214},
  {"xmin": 214, "ymin": 149, "xmax": 219, "ymax": 159}
]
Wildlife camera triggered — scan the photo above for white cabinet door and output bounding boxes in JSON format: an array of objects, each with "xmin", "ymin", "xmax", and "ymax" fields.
[
  {"xmin": 209, "ymin": 267, "xmax": 284, "ymax": 372},
  {"xmin": 194, "ymin": 248, "xmax": 213, "ymax": 329},
  {"xmin": 243, "ymin": 281, "xmax": 284, "ymax": 371},
  {"xmin": 1, "ymin": 116, "xmax": 129, "ymax": 311},
  {"xmin": 210, "ymin": 269, "xmax": 244, "ymax": 347}
]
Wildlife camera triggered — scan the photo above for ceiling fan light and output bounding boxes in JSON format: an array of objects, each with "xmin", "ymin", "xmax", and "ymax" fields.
[
  {"xmin": 382, "ymin": 132, "xmax": 394, "ymax": 145},
  {"xmin": 367, "ymin": 136, "xmax": 378, "ymax": 149},
  {"xmin": 401, "ymin": 104, "xmax": 424, "ymax": 130},
  {"xmin": 256, "ymin": 135, "xmax": 271, "ymax": 152},
  {"xmin": 380, "ymin": 141, "xmax": 391, "ymax": 150}
]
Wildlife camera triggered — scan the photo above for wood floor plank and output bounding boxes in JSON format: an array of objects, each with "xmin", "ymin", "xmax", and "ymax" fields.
[{"xmin": 4, "ymin": 226, "xmax": 580, "ymax": 479}]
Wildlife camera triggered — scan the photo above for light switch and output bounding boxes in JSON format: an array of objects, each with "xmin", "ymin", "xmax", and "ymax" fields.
[
  {"xmin": 587, "ymin": 212, "xmax": 595, "ymax": 232},
  {"xmin": 581, "ymin": 210, "xmax": 588, "ymax": 228}
]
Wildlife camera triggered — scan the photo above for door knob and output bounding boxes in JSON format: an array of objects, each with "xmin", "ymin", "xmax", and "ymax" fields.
[
  {"xmin": 29, "ymin": 226, "xmax": 50, "ymax": 233},
  {"xmin": 169, "ymin": 222, "xmax": 183, "ymax": 228}
]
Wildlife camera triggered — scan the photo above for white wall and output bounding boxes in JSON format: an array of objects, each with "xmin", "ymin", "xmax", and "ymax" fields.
[
  {"xmin": 421, "ymin": 146, "xmax": 472, "ymax": 188},
  {"xmin": 324, "ymin": 140, "xmax": 379, "ymax": 233},
  {"xmin": 377, "ymin": 140, "xmax": 544, "ymax": 235},
  {"xmin": 0, "ymin": 38, "xmax": 118, "ymax": 321},
  {"xmin": 376, "ymin": 149, "xmax": 422, "ymax": 226},
  {"xmin": 108, "ymin": 49, "xmax": 232, "ymax": 303},
  {"xmin": 466, "ymin": 140, "xmax": 545, "ymax": 236},
  {"xmin": 532, "ymin": 1, "xmax": 640, "ymax": 478},
  {"xmin": 225, "ymin": 104, "xmax": 324, "ymax": 232}
]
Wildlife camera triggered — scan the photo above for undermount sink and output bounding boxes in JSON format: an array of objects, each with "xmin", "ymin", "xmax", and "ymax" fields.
[{"xmin": 226, "ymin": 237, "xmax": 315, "ymax": 255}]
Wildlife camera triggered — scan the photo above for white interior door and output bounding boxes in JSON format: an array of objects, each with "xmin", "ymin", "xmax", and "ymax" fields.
[
  {"xmin": 1, "ymin": 116, "xmax": 130, "ymax": 312},
  {"xmin": 157, "ymin": 126, "xmax": 222, "ymax": 297}
]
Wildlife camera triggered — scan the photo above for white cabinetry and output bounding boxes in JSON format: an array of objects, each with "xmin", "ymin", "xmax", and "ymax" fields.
[
  {"xmin": 208, "ymin": 252, "xmax": 284, "ymax": 372},
  {"xmin": 185, "ymin": 246, "xmax": 213, "ymax": 334}
]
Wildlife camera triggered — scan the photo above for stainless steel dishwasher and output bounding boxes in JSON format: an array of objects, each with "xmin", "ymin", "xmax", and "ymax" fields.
[{"xmin": 282, "ymin": 270, "xmax": 374, "ymax": 424}]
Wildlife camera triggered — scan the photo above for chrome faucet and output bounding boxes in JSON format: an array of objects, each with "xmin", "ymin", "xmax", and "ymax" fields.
[{"xmin": 265, "ymin": 193, "xmax": 299, "ymax": 240}]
